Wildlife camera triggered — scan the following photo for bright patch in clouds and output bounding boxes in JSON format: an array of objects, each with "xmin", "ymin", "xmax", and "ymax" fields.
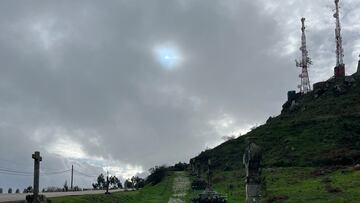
[
  {"xmin": 47, "ymin": 136, "xmax": 87, "ymax": 159},
  {"xmin": 154, "ymin": 44, "xmax": 182, "ymax": 69},
  {"xmin": 30, "ymin": 19, "xmax": 66, "ymax": 50}
]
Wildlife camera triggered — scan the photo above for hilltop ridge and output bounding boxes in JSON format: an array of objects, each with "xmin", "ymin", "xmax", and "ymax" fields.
[{"xmin": 191, "ymin": 71, "xmax": 360, "ymax": 171}]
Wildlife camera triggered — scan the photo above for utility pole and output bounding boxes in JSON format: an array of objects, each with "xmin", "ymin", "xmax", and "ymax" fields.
[
  {"xmin": 71, "ymin": 165, "xmax": 73, "ymax": 190},
  {"xmin": 296, "ymin": 17, "xmax": 312, "ymax": 94},
  {"xmin": 333, "ymin": 0, "xmax": 345, "ymax": 77}
]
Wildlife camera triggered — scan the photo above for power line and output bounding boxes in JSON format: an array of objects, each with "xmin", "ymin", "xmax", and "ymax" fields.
[
  {"xmin": 0, "ymin": 171, "xmax": 33, "ymax": 177},
  {"xmin": 0, "ymin": 167, "xmax": 71, "ymax": 177},
  {"xmin": 73, "ymin": 169, "xmax": 98, "ymax": 178},
  {"xmin": 42, "ymin": 169, "xmax": 71, "ymax": 176},
  {"xmin": 0, "ymin": 167, "xmax": 32, "ymax": 175}
]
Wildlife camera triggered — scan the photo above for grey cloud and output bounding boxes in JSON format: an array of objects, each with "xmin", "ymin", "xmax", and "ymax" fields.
[{"xmin": 1, "ymin": 0, "xmax": 359, "ymax": 189}]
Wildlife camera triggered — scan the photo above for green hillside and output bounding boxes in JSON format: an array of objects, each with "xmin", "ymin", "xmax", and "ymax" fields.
[{"xmin": 191, "ymin": 73, "xmax": 360, "ymax": 170}]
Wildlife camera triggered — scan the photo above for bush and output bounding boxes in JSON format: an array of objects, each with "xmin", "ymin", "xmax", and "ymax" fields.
[
  {"xmin": 0, "ymin": 188, "xmax": 2, "ymax": 193},
  {"xmin": 170, "ymin": 162, "xmax": 188, "ymax": 171},
  {"xmin": 146, "ymin": 166, "xmax": 167, "ymax": 185},
  {"xmin": 124, "ymin": 179, "xmax": 133, "ymax": 189},
  {"xmin": 8, "ymin": 188, "xmax": 12, "ymax": 194},
  {"xmin": 191, "ymin": 179, "xmax": 207, "ymax": 190},
  {"xmin": 264, "ymin": 195, "xmax": 289, "ymax": 203},
  {"xmin": 73, "ymin": 186, "xmax": 82, "ymax": 191},
  {"xmin": 23, "ymin": 186, "xmax": 33, "ymax": 193},
  {"xmin": 15, "ymin": 189, "xmax": 20, "ymax": 193},
  {"xmin": 43, "ymin": 186, "xmax": 63, "ymax": 192},
  {"xmin": 131, "ymin": 176, "xmax": 145, "ymax": 189}
]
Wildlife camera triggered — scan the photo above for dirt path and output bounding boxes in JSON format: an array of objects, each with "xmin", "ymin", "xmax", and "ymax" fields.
[{"xmin": 168, "ymin": 171, "xmax": 190, "ymax": 203}]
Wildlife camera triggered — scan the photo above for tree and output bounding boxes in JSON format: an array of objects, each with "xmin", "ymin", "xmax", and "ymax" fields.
[
  {"xmin": 63, "ymin": 180, "xmax": 69, "ymax": 192},
  {"xmin": 146, "ymin": 166, "xmax": 167, "ymax": 185},
  {"xmin": 131, "ymin": 176, "xmax": 145, "ymax": 189},
  {"xmin": 92, "ymin": 183, "xmax": 99, "ymax": 190},
  {"xmin": 109, "ymin": 176, "xmax": 122, "ymax": 189},
  {"xmin": 8, "ymin": 188, "xmax": 12, "ymax": 194},
  {"xmin": 92, "ymin": 173, "xmax": 106, "ymax": 190},
  {"xmin": 23, "ymin": 186, "xmax": 33, "ymax": 193},
  {"xmin": 0, "ymin": 188, "xmax": 2, "ymax": 193},
  {"xmin": 97, "ymin": 173, "xmax": 106, "ymax": 189},
  {"xmin": 124, "ymin": 179, "xmax": 133, "ymax": 189},
  {"xmin": 172, "ymin": 162, "xmax": 188, "ymax": 171},
  {"xmin": 117, "ymin": 181, "xmax": 123, "ymax": 189},
  {"xmin": 15, "ymin": 189, "xmax": 20, "ymax": 193},
  {"xmin": 73, "ymin": 186, "xmax": 81, "ymax": 191}
]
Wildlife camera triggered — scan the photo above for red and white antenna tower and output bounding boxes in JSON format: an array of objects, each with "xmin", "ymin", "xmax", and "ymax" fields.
[
  {"xmin": 296, "ymin": 18, "xmax": 312, "ymax": 94},
  {"xmin": 333, "ymin": 0, "xmax": 345, "ymax": 77}
]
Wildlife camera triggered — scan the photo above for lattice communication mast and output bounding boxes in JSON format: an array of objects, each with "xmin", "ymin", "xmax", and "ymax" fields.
[
  {"xmin": 333, "ymin": 0, "xmax": 345, "ymax": 77},
  {"xmin": 296, "ymin": 18, "xmax": 312, "ymax": 94}
]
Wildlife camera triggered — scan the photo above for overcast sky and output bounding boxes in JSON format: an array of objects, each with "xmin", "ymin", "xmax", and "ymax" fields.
[{"xmin": 1, "ymin": 0, "xmax": 360, "ymax": 190}]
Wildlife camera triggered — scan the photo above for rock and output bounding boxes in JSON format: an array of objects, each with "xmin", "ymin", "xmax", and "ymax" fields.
[
  {"xmin": 333, "ymin": 85, "xmax": 345, "ymax": 95},
  {"xmin": 289, "ymin": 101, "xmax": 298, "ymax": 111},
  {"xmin": 353, "ymin": 164, "xmax": 360, "ymax": 171}
]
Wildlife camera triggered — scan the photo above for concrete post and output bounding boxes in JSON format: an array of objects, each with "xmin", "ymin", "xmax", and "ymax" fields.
[{"xmin": 32, "ymin": 151, "xmax": 42, "ymax": 199}]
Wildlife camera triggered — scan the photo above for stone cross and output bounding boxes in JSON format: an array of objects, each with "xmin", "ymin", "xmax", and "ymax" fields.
[
  {"xmin": 243, "ymin": 143, "xmax": 262, "ymax": 203},
  {"xmin": 32, "ymin": 151, "xmax": 42, "ymax": 198}
]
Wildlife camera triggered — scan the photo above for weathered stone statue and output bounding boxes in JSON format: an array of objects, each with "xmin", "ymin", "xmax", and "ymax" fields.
[{"xmin": 243, "ymin": 142, "xmax": 262, "ymax": 203}]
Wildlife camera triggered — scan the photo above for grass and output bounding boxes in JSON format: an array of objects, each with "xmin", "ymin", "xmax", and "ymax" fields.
[
  {"xmin": 185, "ymin": 167, "xmax": 360, "ymax": 203},
  {"xmin": 10, "ymin": 168, "xmax": 360, "ymax": 203},
  {"xmin": 49, "ymin": 172, "xmax": 175, "ymax": 203}
]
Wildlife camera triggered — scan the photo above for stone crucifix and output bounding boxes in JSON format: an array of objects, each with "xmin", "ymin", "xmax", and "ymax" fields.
[{"xmin": 32, "ymin": 151, "xmax": 42, "ymax": 199}]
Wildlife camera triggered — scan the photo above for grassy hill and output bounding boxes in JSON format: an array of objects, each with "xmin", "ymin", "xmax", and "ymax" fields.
[
  {"xmin": 186, "ymin": 73, "xmax": 360, "ymax": 202},
  {"xmin": 49, "ymin": 172, "xmax": 174, "ymax": 203},
  {"xmin": 191, "ymin": 74, "xmax": 360, "ymax": 170}
]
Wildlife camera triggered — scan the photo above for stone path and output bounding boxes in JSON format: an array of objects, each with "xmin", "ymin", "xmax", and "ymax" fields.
[{"xmin": 168, "ymin": 171, "xmax": 190, "ymax": 203}]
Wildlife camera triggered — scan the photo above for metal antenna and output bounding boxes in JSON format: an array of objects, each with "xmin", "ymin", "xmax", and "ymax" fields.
[
  {"xmin": 296, "ymin": 18, "xmax": 311, "ymax": 94},
  {"xmin": 334, "ymin": 0, "xmax": 344, "ymax": 66}
]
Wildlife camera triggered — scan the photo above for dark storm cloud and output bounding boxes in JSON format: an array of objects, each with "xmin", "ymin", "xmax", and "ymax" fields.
[{"xmin": 1, "ymin": 0, "xmax": 359, "ymax": 189}]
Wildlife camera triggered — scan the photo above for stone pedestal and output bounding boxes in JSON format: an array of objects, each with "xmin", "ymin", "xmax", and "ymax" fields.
[
  {"xmin": 334, "ymin": 64, "xmax": 345, "ymax": 77},
  {"xmin": 25, "ymin": 194, "xmax": 49, "ymax": 203},
  {"xmin": 245, "ymin": 184, "xmax": 261, "ymax": 203}
]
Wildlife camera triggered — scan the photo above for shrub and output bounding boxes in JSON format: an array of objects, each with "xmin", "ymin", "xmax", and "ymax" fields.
[
  {"xmin": 23, "ymin": 186, "xmax": 33, "ymax": 193},
  {"xmin": 146, "ymin": 166, "xmax": 167, "ymax": 185}
]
